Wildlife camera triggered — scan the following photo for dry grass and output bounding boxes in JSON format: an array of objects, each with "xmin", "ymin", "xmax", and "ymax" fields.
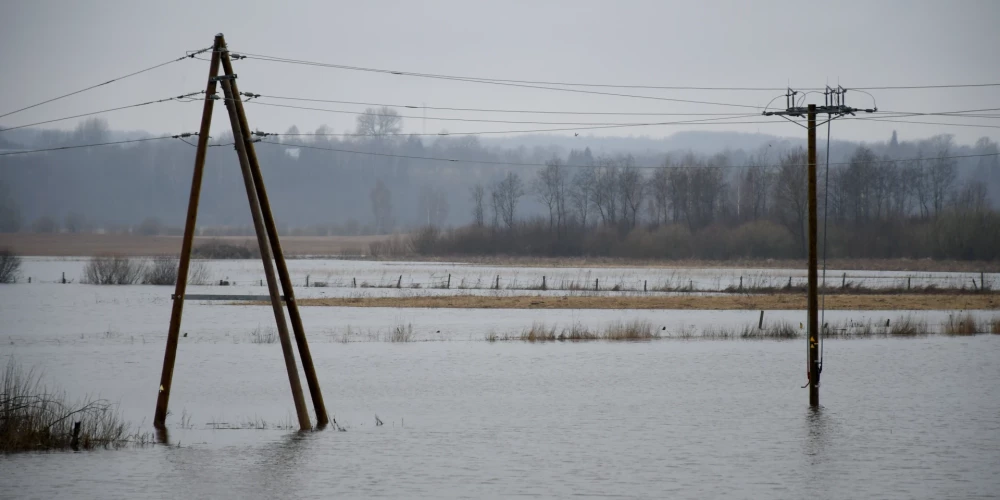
[
  {"xmin": 248, "ymin": 325, "xmax": 278, "ymax": 344},
  {"xmin": 990, "ymin": 318, "xmax": 1000, "ymax": 334},
  {"xmin": 1, "ymin": 360, "xmax": 150, "ymax": 453},
  {"xmin": 823, "ymin": 316, "xmax": 932, "ymax": 338},
  {"xmin": 515, "ymin": 320, "xmax": 657, "ymax": 342},
  {"xmin": 943, "ymin": 313, "xmax": 982, "ymax": 335},
  {"xmin": 294, "ymin": 294, "xmax": 999, "ymax": 311}
]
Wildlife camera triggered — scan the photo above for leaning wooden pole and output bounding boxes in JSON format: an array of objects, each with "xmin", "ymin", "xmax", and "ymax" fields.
[
  {"xmin": 154, "ymin": 34, "xmax": 224, "ymax": 429},
  {"xmin": 218, "ymin": 73, "xmax": 311, "ymax": 431},
  {"xmin": 807, "ymin": 104, "xmax": 820, "ymax": 407},
  {"xmin": 220, "ymin": 51, "xmax": 330, "ymax": 427}
]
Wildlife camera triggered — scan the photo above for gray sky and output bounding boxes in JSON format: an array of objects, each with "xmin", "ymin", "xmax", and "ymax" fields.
[{"xmin": 2, "ymin": 0, "xmax": 998, "ymax": 144}]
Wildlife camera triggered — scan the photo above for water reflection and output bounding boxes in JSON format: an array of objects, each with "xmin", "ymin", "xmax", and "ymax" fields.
[{"xmin": 803, "ymin": 406, "xmax": 831, "ymax": 465}]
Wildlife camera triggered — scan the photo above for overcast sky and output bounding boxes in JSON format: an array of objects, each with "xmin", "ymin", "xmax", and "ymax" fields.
[{"xmin": 1, "ymin": 0, "xmax": 998, "ymax": 145}]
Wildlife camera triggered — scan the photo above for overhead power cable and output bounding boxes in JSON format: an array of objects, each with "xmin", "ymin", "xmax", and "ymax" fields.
[
  {"xmin": 0, "ymin": 92, "xmax": 204, "ymax": 133},
  {"xmin": 257, "ymin": 139, "xmax": 1000, "ymax": 170},
  {"xmin": 234, "ymin": 51, "xmax": 1000, "ymax": 94},
  {"xmin": 0, "ymin": 133, "xmax": 199, "ymax": 157},
  {"xmin": 234, "ymin": 53, "xmax": 765, "ymax": 110},
  {"xmin": 0, "ymin": 47, "xmax": 212, "ymax": 120},
  {"xmin": 250, "ymin": 94, "xmax": 747, "ymax": 116},
  {"xmin": 244, "ymin": 99, "xmax": 761, "ymax": 127},
  {"xmin": 250, "ymin": 94, "xmax": 1000, "ymax": 119}
]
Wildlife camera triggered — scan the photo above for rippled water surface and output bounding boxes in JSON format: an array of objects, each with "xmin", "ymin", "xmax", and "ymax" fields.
[{"xmin": 1, "ymin": 260, "xmax": 998, "ymax": 499}]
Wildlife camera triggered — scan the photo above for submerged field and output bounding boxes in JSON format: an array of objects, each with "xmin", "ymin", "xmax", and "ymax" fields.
[{"xmin": 1, "ymin": 257, "xmax": 998, "ymax": 498}]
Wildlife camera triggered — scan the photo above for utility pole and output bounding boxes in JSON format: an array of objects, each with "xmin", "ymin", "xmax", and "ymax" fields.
[
  {"xmin": 764, "ymin": 87, "xmax": 875, "ymax": 407},
  {"xmin": 154, "ymin": 34, "xmax": 327, "ymax": 433}
]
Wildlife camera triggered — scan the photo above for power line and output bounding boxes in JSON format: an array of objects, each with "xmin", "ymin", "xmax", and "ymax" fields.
[
  {"xmin": 0, "ymin": 92, "xmax": 203, "ymax": 133},
  {"xmin": 264, "ymin": 115, "xmax": 804, "ymax": 138},
  {"xmin": 257, "ymin": 139, "xmax": 1000, "ymax": 170},
  {"xmin": 251, "ymin": 94, "xmax": 748, "ymax": 116},
  {"xmin": 0, "ymin": 47, "xmax": 211, "ymax": 120},
  {"xmin": 245, "ymin": 100, "xmax": 762, "ymax": 127},
  {"xmin": 234, "ymin": 51, "xmax": 1000, "ymax": 93},
  {"xmin": 235, "ymin": 53, "xmax": 764, "ymax": 110},
  {"xmin": 0, "ymin": 133, "xmax": 198, "ymax": 157},
  {"xmin": 844, "ymin": 116, "xmax": 1000, "ymax": 129}
]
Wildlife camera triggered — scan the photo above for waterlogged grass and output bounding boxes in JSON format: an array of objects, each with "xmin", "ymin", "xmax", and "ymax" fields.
[
  {"xmin": 943, "ymin": 313, "xmax": 983, "ymax": 336},
  {"xmin": 1, "ymin": 361, "xmax": 150, "ymax": 453},
  {"xmin": 489, "ymin": 320, "xmax": 658, "ymax": 342}
]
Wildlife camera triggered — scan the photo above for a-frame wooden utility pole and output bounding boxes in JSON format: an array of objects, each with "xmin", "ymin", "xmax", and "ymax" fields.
[{"xmin": 154, "ymin": 34, "xmax": 328, "ymax": 432}]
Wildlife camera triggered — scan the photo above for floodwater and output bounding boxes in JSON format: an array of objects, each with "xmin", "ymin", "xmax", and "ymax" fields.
[{"xmin": 2, "ymin": 259, "xmax": 999, "ymax": 499}]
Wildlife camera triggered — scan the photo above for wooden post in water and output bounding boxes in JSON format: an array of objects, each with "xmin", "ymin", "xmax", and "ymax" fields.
[
  {"xmin": 842, "ymin": 273, "xmax": 846, "ymax": 289},
  {"xmin": 221, "ymin": 48, "xmax": 328, "ymax": 428},
  {"xmin": 61, "ymin": 272, "xmax": 65, "ymax": 284},
  {"xmin": 644, "ymin": 280, "xmax": 647, "ymax": 292},
  {"xmin": 397, "ymin": 275, "xmax": 402, "ymax": 288},
  {"xmin": 353, "ymin": 277, "xmax": 356, "ymax": 288},
  {"xmin": 595, "ymin": 278, "xmax": 599, "ymax": 291},
  {"xmin": 154, "ymin": 34, "xmax": 223, "ymax": 430},
  {"xmin": 496, "ymin": 275, "xmax": 500, "ymax": 289},
  {"xmin": 447, "ymin": 274, "xmax": 451, "ymax": 289},
  {"xmin": 542, "ymin": 276, "xmax": 546, "ymax": 291},
  {"xmin": 759, "ymin": 310, "xmax": 765, "ymax": 330}
]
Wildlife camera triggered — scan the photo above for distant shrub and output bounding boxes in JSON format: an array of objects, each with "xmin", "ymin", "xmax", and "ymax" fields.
[
  {"xmin": 0, "ymin": 248, "xmax": 21, "ymax": 283},
  {"xmin": 368, "ymin": 235, "xmax": 412, "ymax": 258},
  {"xmin": 141, "ymin": 256, "xmax": 211, "ymax": 286},
  {"xmin": 192, "ymin": 240, "xmax": 258, "ymax": 259},
  {"xmin": 82, "ymin": 255, "xmax": 145, "ymax": 285}
]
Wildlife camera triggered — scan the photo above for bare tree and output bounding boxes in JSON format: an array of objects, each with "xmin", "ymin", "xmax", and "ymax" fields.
[
  {"xmin": 534, "ymin": 158, "xmax": 569, "ymax": 231},
  {"xmin": 649, "ymin": 164, "xmax": 670, "ymax": 226},
  {"xmin": 494, "ymin": 172, "xmax": 524, "ymax": 230},
  {"xmin": 774, "ymin": 149, "xmax": 809, "ymax": 256},
  {"xmin": 0, "ymin": 248, "xmax": 21, "ymax": 283},
  {"xmin": 370, "ymin": 180, "xmax": 393, "ymax": 234},
  {"xmin": 929, "ymin": 151, "xmax": 957, "ymax": 216},
  {"xmin": 470, "ymin": 184, "xmax": 485, "ymax": 227},
  {"xmin": 617, "ymin": 155, "xmax": 645, "ymax": 229},
  {"xmin": 592, "ymin": 158, "xmax": 620, "ymax": 226},
  {"xmin": 417, "ymin": 186, "xmax": 449, "ymax": 227},
  {"xmin": 355, "ymin": 106, "xmax": 403, "ymax": 139},
  {"xmin": 570, "ymin": 167, "xmax": 596, "ymax": 228}
]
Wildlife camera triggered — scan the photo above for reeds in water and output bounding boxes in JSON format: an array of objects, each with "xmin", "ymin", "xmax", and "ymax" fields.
[
  {"xmin": 943, "ymin": 313, "xmax": 982, "ymax": 335},
  {"xmin": 1, "ymin": 360, "xmax": 149, "ymax": 453}
]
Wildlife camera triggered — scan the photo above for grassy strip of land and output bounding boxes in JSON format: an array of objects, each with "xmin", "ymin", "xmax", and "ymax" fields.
[{"xmin": 292, "ymin": 293, "xmax": 999, "ymax": 310}]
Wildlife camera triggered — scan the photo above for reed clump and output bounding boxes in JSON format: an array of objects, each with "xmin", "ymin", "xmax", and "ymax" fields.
[
  {"xmin": 990, "ymin": 317, "xmax": 1000, "ymax": 334},
  {"xmin": 1, "ymin": 361, "xmax": 149, "ymax": 453},
  {"xmin": 516, "ymin": 320, "xmax": 656, "ymax": 342},
  {"xmin": 248, "ymin": 325, "xmax": 278, "ymax": 344},
  {"xmin": 700, "ymin": 321, "xmax": 798, "ymax": 340},
  {"xmin": 943, "ymin": 313, "xmax": 982, "ymax": 335},
  {"xmin": 390, "ymin": 323, "xmax": 414, "ymax": 342}
]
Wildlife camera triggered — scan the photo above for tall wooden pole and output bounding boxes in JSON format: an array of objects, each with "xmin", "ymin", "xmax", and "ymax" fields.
[
  {"xmin": 219, "ymin": 74, "xmax": 311, "ymax": 431},
  {"xmin": 219, "ymin": 52, "xmax": 330, "ymax": 428},
  {"xmin": 154, "ymin": 34, "xmax": 223, "ymax": 429},
  {"xmin": 807, "ymin": 104, "xmax": 820, "ymax": 407}
]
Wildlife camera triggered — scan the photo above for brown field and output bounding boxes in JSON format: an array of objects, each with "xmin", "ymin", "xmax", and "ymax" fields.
[
  {"xmin": 0, "ymin": 233, "xmax": 389, "ymax": 257},
  {"xmin": 292, "ymin": 294, "xmax": 999, "ymax": 310}
]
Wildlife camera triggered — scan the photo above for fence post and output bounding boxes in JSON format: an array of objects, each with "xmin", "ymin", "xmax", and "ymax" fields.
[
  {"xmin": 353, "ymin": 277, "xmax": 356, "ymax": 288},
  {"xmin": 447, "ymin": 274, "xmax": 451, "ymax": 289},
  {"xmin": 759, "ymin": 310, "xmax": 765, "ymax": 330},
  {"xmin": 397, "ymin": 275, "xmax": 402, "ymax": 289},
  {"xmin": 690, "ymin": 280, "xmax": 694, "ymax": 291},
  {"xmin": 595, "ymin": 278, "xmax": 599, "ymax": 291},
  {"xmin": 971, "ymin": 278, "xmax": 979, "ymax": 291},
  {"xmin": 260, "ymin": 279, "xmax": 263, "ymax": 286},
  {"xmin": 542, "ymin": 276, "xmax": 546, "ymax": 291},
  {"xmin": 306, "ymin": 275, "xmax": 309, "ymax": 287},
  {"xmin": 644, "ymin": 280, "xmax": 647, "ymax": 292},
  {"xmin": 496, "ymin": 275, "xmax": 500, "ymax": 290},
  {"xmin": 62, "ymin": 272, "xmax": 66, "ymax": 284},
  {"xmin": 907, "ymin": 277, "xmax": 911, "ymax": 290},
  {"xmin": 842, "ymin": 273, "xmax": 846, "ymax": 289},
  {"xmin": 739, "ymin": 276, "xmax": 743, "ymax": 290}
]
